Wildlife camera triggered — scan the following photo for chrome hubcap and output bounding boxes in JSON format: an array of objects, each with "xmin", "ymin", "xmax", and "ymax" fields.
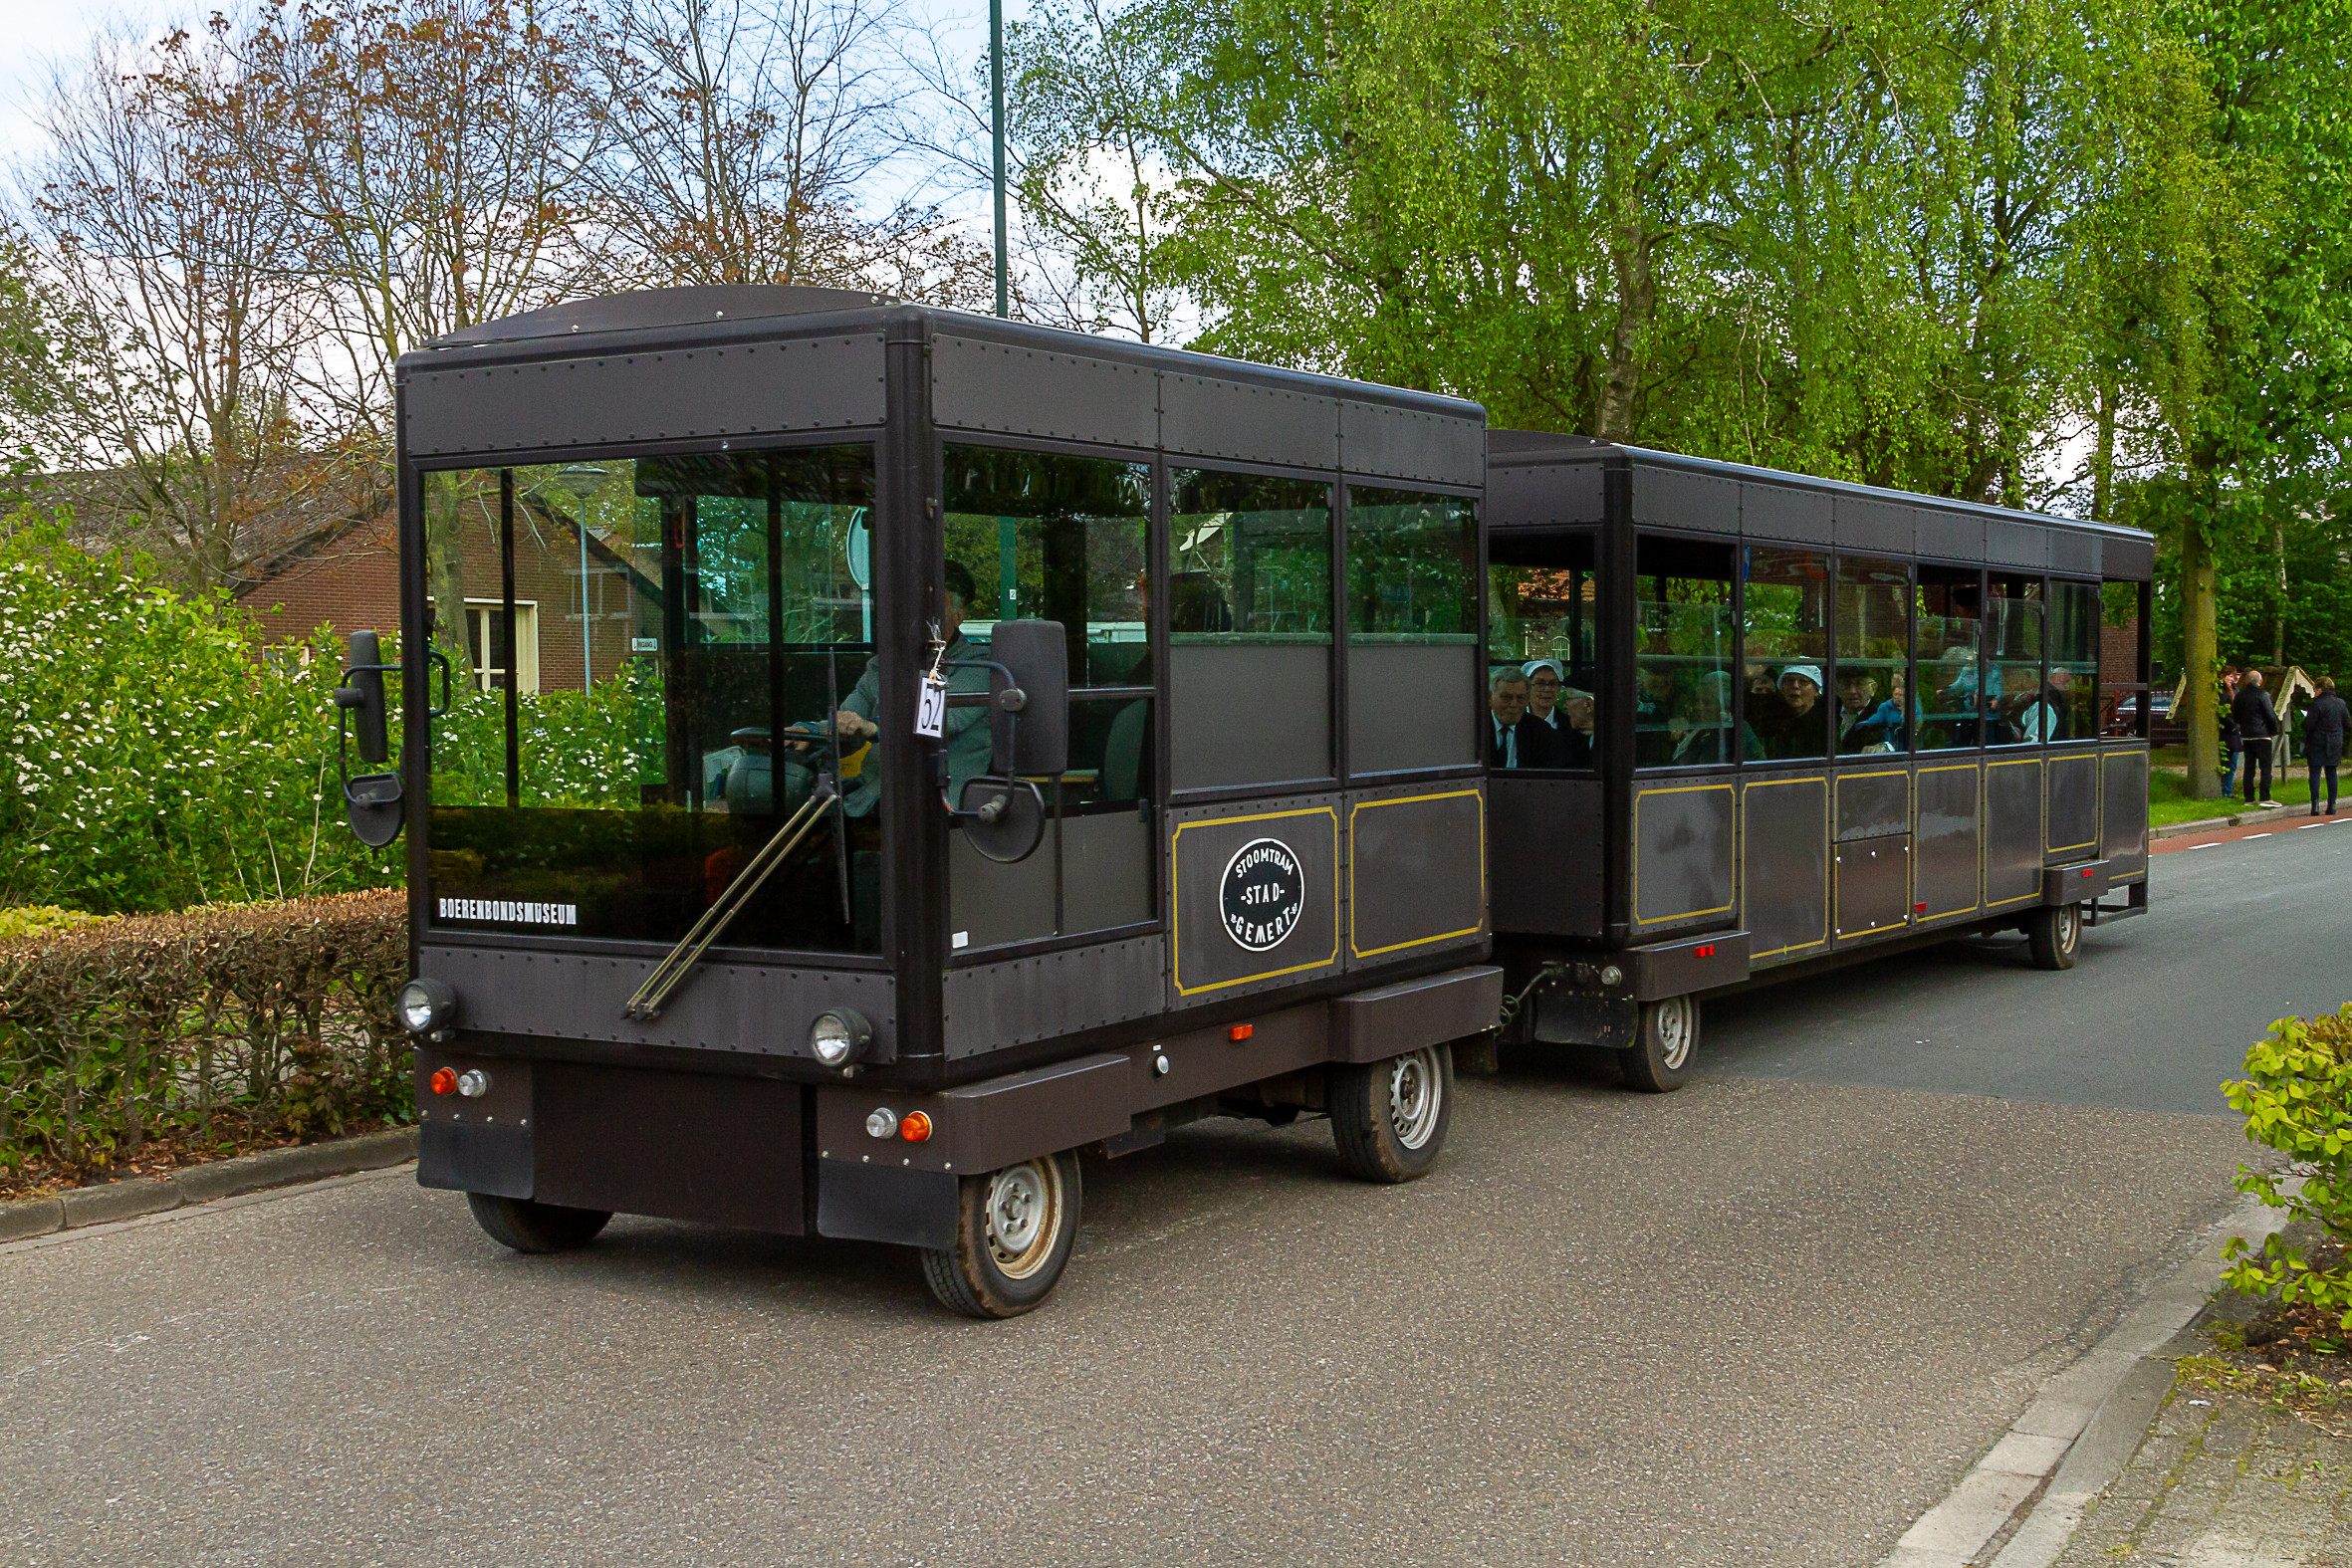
[
  {"xmin": 985, "ymin": 1159, "xmax": 1061, "ymax": 1279},
  {"xmin": 2059, "ymin": 904, "xmax": 2080, "ymax": 953},
  {"xmin": 1387, "ymin": 1047, "xmax": 1444, "ymax": 1150},
  {"xmin": 1654, "ymin": 997, "xmax": 1695, "ymax": 1070}
]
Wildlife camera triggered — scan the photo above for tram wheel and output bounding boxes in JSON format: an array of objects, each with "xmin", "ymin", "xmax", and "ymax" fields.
[
  {"xmin": 2025, "ymin": 901, "xmax": 2082, "ymax": 971},
  {"xmin": 920, "ymin": 1151, "xmax": 1083, "ymax": 1320},
  {"xmin": 1619, "ymin": 995, "xmax": 1699, "ymax": 1093},
  {"xmin": 1330, "ymin": 1043, "xmax": 1454, "ymax": 1184},
  {"xmin": 465, "ymin": 1193, "xmax": 611, "ymax": 1253}
]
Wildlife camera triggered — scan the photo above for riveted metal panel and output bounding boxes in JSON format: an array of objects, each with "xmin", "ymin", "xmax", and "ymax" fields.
[
  {"xmin": 1348, "ymin": 643, "xmax": 1478, "ymax": 775},
  {"xmin": 2050, "ymin": 530, "xmax": 2101, "ymax": 577},
  {"xmin": 1836, "ymin": 495, "xmax": 1914, "ymax": 556},
  {"xmin": 942, "ymin": 934, "xmax": 1166, "ymax": 1058},
  {"xmin": 1167, "ymin": 795, "xmax": 1343, "ymax": 1001},
  {"xmin": 1986, "ymin": 519, "xmax": 2048, "ymax": 569},
  {"xmin": 1984, "ymin": 757, "xmax": 2045, "ymax": 907},
  {"xmin": 1835, "ymin": 768, "xmax": 1912, "ymax": 841},
  {"xmin": 930, "ymin": 335, "xmax": 1158, "ymax": 448},
  {"xmin": 1346, "ymin": 782, "xmax": 1485, "ymax": 964},
  {"xmin": 948, "ymin": 825, "xmax": 1057, "ymax": 952},
  {"xmin": 2101, "ymin": 750, "xmax": 2150, "ymax": 881},
  {"xmin": 404, "ymin": 334, "xmax": 885, "ymax": 456},
  {"xmin": 1833, "ymin": 832, "xmax": 1912, "ymax": 942},
  {"xmin": 2104, "ymin": 535, "xmax": 2156, "ymax": 581},
  {"xmin": 1488, "ymin": 462, "xmax": 1605, "ymax": 528},
  {"xmin": 1162, "ymin": 373, "xmax": 1339, "ymax": 468},
  {"xmin": 1742, "ymin": 482, "xmax": 1830, "ymax": 545},
  {"xmin": 1913, "ymin": 763, "xmax": 1982, "ymax": 921},
  {"xmin": 1339, "ymin": 399, "xmax": 1484, "ymax": 486},
  {"xmin": 534, "ymin": 1062, "xmax": 804, "ymax": 1232},
  {"xmin": 1170, "ymin": 643, "xmax": 1331, "ymax": 791},
  {"xmin": 1741, "ymin": 775, "xmax": 1829, "ymax": 962},
  {"xmin": 1633, "ymin": 784, "xmax": 1738, "ymax": 930},
  {"xmin": 2046, "ymin": 751, "xmax": 2100, "ymax": 859},
  {"xmin": 1917, "ymin": 508, "xmax": 1984, "ymax": 562},
  {"xmin": 1488, "ymin": 777, "xmax": 1603, "ymax": 936},
  {"xmin": 1632, "ymin": 464, "xmax": 1739, "ymax": 535},
  {"xmin": 417, "ymin": 945, "xmax": 897, "ymax": 1060}
]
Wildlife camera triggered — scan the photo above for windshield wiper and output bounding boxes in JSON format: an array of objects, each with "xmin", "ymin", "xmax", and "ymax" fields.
[{"xmin": 624, "ymin": 778, "xmax": 837, "ymax": 1021}]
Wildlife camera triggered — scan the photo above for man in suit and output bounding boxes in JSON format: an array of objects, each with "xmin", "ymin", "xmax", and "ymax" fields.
[
  {"xmin": 1489, "ymin": 668, "xmax": 1531, "ymax": 769},
  {"xmin": 2232, "ymin": 667, "xmax": 2282, "ymax": 807},
  {"xmin": 2304, "ymin": 675, "xmax": 2347, "ymax": 816}
]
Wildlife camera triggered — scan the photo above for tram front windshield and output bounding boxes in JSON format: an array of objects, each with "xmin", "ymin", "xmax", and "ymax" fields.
[{"xmin": 421, "ymin": 444, "xmax": 883, "ymax": 953}]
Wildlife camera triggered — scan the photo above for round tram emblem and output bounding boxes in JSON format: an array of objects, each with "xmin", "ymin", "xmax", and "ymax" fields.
[{"xmin": 1220, "ymin": 837, "xmax": 1305, "ymax": 952}]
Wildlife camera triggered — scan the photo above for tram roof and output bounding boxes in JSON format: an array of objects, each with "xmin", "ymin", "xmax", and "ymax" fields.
[
  {"xmin": 1488, "ymin": 429, "xmax": 2155, "ymax": 580},
  {"xmin": 400, "ymin": 285, "xmax": 1481, "ymax": 422}
]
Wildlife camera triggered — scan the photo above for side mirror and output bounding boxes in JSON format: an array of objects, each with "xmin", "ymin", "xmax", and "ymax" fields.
[
  {"xmin": 984, "ymin": 619, "xmax": 1068, "ymax": 777},
  {"xmin": 334, "ymin": 629, "xmax": 404, "ymax": 847},
  {"xmin": 336, "ymin": 629, "xmax": 390, "ymax": 765}
]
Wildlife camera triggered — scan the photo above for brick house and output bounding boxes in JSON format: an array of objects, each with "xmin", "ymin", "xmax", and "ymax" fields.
[{"xmin": 239, "ymin": 493, "xmax": 654, "ymax": 694}]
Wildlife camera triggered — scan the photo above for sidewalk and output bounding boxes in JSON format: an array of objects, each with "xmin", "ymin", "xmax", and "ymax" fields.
[{"xmin": 2040, "ymin": 1358, "xmax": 2352, "ymax": 1566}]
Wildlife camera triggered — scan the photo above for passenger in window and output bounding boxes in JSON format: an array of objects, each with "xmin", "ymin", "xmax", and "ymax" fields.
[
  {"xmin": 1519, "ymin": 660, "xmax": 1581, "ymax": 768},
  {"xmin": 1671, "ymin": 670, "xmax": 1758, "ymax": 765},
  {"xmin": 1836, "ymin": 671, "xmax": 1904, "ymax": 755},
  {"xmin": 1751, "ymin": 664, "xmax": 1825, "ymax": 759},
  {"xmin": 1489, "ymin": 668, "xmax": 1531, "ymax": 768},
  {"xmin": 2010, "ymin": 668, "xmax": 2072, "ymax": 743},
  {"xmin": 1561, "ymin": 687, "xmax": 1597, "ymax": 767},
  {"xmin": 1635, "ymin": 653, "xmax": 1681, "ymax": 767},
  {"xmin": 1933, "ymin": 648, "xmax": 1989, "ymax": 745}
]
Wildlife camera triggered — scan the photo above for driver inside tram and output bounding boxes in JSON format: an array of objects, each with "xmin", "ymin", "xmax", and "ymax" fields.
[{"xmin": 793, "ymin": 560, "xmax": 995, "ymax": 813}]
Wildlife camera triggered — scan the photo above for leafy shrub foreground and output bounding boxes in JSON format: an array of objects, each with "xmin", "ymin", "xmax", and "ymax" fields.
[
  {"xmin": 2225, "ymin": 1005, "xmax": 2352, "ymax": 1336},
  {"xmin": 0, "ymin": 890, "xmax": 410, "ymax": 1183}
]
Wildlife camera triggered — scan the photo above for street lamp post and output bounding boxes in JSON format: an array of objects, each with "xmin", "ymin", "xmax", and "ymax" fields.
[{"xmin": 991, "ymin": 0, "xmax": 1009, "ymax": 319}]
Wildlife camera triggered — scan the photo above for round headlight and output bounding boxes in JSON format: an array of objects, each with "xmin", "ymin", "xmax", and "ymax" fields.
[
  {"xmin": 810, "ymin": 1008, "xmax": 873, "ymax": 1068},
  {"xmin": 398, "ymin": 978, "xmax": 456, "ymax": 1035}
]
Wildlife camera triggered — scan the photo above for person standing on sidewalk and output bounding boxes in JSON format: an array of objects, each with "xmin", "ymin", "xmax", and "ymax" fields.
[
  {"xmin": 2233, "ymin": 667, "xmax": 2282, "ymax": 806},
  {"xmin": 2305, "ymin": 675, "xmax": 2347, "ymax": 816},
  {"xmin": 2219, "ymin": 665, "xmax": 2242, "ymax": 793}
]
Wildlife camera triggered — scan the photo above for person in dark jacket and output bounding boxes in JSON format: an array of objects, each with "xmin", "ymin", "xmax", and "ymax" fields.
[
  {"xmin": 2219, "ymin": 666, "xmax": 2241, "ymax": 793},
  {"xmin": 2233, "ymin": 668, "xmax": 2282, "ymax": 806},
  {"xmin": 2304, "ymin": 676, "xmax": 2348, "ymax": 816}
]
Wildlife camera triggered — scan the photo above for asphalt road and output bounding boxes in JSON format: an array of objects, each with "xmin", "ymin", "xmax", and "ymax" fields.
[{"xmin": 5, "ymin": 828, "xmax": 2342, "ymax": 1568}]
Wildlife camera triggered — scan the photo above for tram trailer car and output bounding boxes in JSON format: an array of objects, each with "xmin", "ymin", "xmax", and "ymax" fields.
[
  {"xmin": 340, "ymin": 287, "xmax": 1503, "ymax": 1317},
  {"xmin": 1479, "ymin": 432, "xmax": 2154, "ymax": 1089}
]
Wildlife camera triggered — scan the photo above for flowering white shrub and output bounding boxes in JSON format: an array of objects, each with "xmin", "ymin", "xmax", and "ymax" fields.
[{"xmin": 0, "ymin": 511, "xmax": 402, "ymax": 912}]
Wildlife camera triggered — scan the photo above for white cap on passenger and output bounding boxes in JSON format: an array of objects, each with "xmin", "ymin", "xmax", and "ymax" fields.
[
  {"xmin": 1523, "ymin": 659, "xmax": 1563, "ymax": 680},
  {"xmin": 1780, "ymin": 664, "xmax": 1822, "ymax": 691}
]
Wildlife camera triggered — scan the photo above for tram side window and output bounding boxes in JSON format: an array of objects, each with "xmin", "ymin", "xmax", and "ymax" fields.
[
  {"xmin": 1988, "ymin": 573, "xmax": 2045, "ymax": 746},
  {"xmin": 2047, "ymin": 579, "xmax": 2102, "ymax": 742},
  {"xmin": 944, "ymin": 446, "xmax": 1154, "ymax": 946},
  {"xmin": 1915, "ymin": 566, "xmax": 1984, "ymax": 750},
  {"xmin": 1489, "ymin": 533, "xmax": 1598, "ymax": 770},
  {"xmin": 1347, "ymin": 486, "xmax": 1479, "ymax": 775},
  {"xmin": 1743, "ymin": 546, "xmax": 1830, "ymax": 762},
  {"xmin": 1835, "ymin": 557, "xmax": 1911, "ymax": 756},
  {"xmin": 1168, "ymin": 470, "xmax": 1334, "ymax": 791},
  {"xmin": 1634, "ymin": 535, "xmax": 1739, "ymax": 769}
]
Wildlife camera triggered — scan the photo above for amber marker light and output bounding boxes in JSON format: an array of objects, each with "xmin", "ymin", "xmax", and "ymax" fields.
[
  {"xmin": 899, "ymin": 1111, "xmax": 933, "ymax": 1143},
  {"xmin": 1229, "ymin": 1023, "xmax": 1254, "ymax": 1041},
  {"xmin": 429, "ymin": 1067, "xmax": 457, "ymax": 1095}
]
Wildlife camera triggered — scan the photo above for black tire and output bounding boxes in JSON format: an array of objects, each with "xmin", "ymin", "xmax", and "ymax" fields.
[
  {"xmin": 1330, "ymin": 1043, "xmax": 1454, "ymax": 1183},
  {"xmin": 465, "ymin": 1193, "xmax": 611, "ymax": 1253},
  {"xmin": 1619, "ymin": 994, "xmax": 1699, "ymax": 1093},
  {"xmin": 2025, "ymin": 901, "xmax": 2081, "ymax": 971},
  {"xmin": 920, "ymin": 1151, "xmax": 1082, "ymax": 1320}
]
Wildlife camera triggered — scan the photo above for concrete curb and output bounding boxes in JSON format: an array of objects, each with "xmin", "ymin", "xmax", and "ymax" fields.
[
  {"xmin": 0, "ymin": 1127, "xmax": 417, "ymax": 1244},
  {"xmin": 1874, "ymin": 1181, "xmax": 2296, "ymax": 1568},
  {"xmin": 2149, "ymin": 813, "xmax": 2246, "ymax": 842}
]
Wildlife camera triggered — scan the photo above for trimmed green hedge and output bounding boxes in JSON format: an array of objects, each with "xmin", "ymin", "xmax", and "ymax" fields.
[{"xmin": 0, "ymin": 889, "xmax": 409, "ymax": 1176}]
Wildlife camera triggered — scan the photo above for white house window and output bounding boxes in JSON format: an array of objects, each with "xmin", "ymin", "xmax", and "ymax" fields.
[{"xmin": 448, "ymin": 598, "xmax": 539, "ymax": 693}]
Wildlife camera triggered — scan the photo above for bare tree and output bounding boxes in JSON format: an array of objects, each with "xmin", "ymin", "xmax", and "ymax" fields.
[{"xmin": 9, "ymin": 26, "xmax": 361, "ymax": 592}]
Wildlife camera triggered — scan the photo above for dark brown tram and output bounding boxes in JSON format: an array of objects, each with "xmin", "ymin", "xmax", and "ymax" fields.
[
  {"xmin": 1478, "ymin": 433, "xmax": 2153, "ymax": 1088},
  {"xmin": 341, "ymin": 287, "xmax": 1501, "ymax": 1316}
]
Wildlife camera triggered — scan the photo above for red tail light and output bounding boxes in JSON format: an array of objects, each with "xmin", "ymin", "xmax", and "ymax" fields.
[
  {"xmin": 900, "ymin": 1111, "xmax": 933, "ymax": 1143},
  {"xmin": 429, "ymin": 1067, "xmax": 457, "ymax": 1095}
]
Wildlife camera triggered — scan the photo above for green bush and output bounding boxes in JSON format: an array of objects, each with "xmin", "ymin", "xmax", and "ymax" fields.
[
  {"xmin": 2222, "ymin": 1005, "xmax": 2352, "ymax": 1334},
  {"xmin": 0, "ymin": 511, "xmax": 402, "ymax": 914},
  {"xmin": 0, "ymin": 906, "xmax": 116, "ymax": 941},
  {"xmin": 0, "ymin": 889, "xmax": 409, "ymax": 1175}
]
